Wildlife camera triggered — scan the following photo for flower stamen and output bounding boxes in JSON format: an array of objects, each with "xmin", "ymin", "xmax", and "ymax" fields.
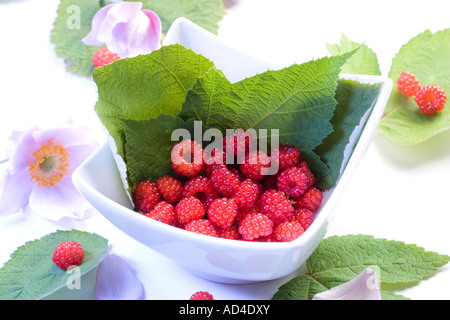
[{"xmin": 28, "ymin": 139, "xmax": 69, "ymax": 188}]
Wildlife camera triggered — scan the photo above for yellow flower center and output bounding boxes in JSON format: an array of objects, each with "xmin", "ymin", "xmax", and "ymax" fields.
[{"xmin": 28, "ymin": 139, "xmax": 70, "ymax": 188}]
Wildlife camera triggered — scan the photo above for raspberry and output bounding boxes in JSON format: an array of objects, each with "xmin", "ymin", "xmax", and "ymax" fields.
[
  {"xmin": 184, "ymin": 219, "xmax": 218, "ymax": 237},
  {"xmin": 239, "ymin": 150, "xmax": 271, "ymax": 180},
  {"xmin": 277, "ymin": 166, "xmax": 312, "ymax": 199},
  {"xmin": 217, "ymin": 226, "xmax": 241, "ymax": 240},
  {"xmin": 232, "ymin": 179, "xmax": 260, "ymax": 208},
  {"xmin": 92, "ymin": 48, "xmax": 120, "ymax": 67},
  {"xmin": 144, "ymin": 201, "xmax": 176, "ymax": 226},
  {"xmin": 208, "ymin": 198, "xmax": 238, "ymax": 228},
  {"xmin": 156, "ymin": 175, "xmax": 183, "ymax": 204},
  {"xmin": 293, "ymin": 208, "xmax": 315, "ymax": 230},
  {"xmin": 170, "ymin": 139, "xmax": 204, "ymax": 178},
  {"xmin": 234, "ymin": 205, "xmax": 259, "ymax": 227},
  {"xmin": 222, "ymin": 129, "xmax": 254, "ymax": 162},
  {"xmin": 295, "ymin": 187, "xmax": 323, "ymax": 211},
  {"xmin": 297, "ymin": 161, "xmax": 316, "ymax": 186},
  {"xmin": 415, "ymin": 85, "xmax": 447, "ymax": 115},
  {"xmin": 397, "ymin": 71, "xmax": 421, "ymax": 97},
  {"xmin": 209, "ymin": 164, "xmax": 241, "ymax": 197},
  {"xmin": 52, "ymin": 241, "xmax": 84, "ymax": 270},
  {"xmin": 182, "ymin": 175, "xmax": 219, "ymax": 210},
  {"xmin": 272, "ymin": 145, "xmax": 301, "ymax": 171},
  {"xmin": 238, "ymin": 213, "xmax": 274, "ymax": 241},
  {"xmin": 174, "ymin": 197, "xmax": 206, "ymax": 225},
  {"xmin": 133, "ymin": 180, "xmax": 161, "ymax": 213},
  {"xmin": 190, "ymin": 291, "xmax": 214, "ymax": 300},
  {"xmin": 273, "ymin": 221, "xmax": 304, "ymax": 242},
  {"xmin": 258, "ymin": 189, "xmax": 294, "ymax": 224}
]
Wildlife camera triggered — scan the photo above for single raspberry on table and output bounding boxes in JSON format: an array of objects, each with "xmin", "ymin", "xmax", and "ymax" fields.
[
  {"xmin": 295, "ymin": 187, "xmax": 323, "ymax": 211},
  {"xmin": 184, "ymin": 219, "xmax": 218, "ymax": 237},
  {"xmin": 273, "ymin": 220, "xmax": 305, "ymax": 242},
  {"xmin": 92, "ymin": 48, "xmax": 120, "ymax": 67},
  {"xmin": 271, "ymin": 145, "xmax": 301, "ymax": 171},
  {"xmin": 144, "ymin": 201, "xmax": 177, "ymax": 226},
  {"xmin": 293, "ymin": 208, "xmax": 315, "ymax": 231},
  {"xmin": 170, "ymin": 139, "xmax": 204, "ymax": 178},
  {"xmin": 397, "ymin": 71, "xmax": 421, "ymax": 97},
  {"xmin": 52, "ymin": 241, "xmax": 84, "ymax": 270},
  {"xmin": 276, "ymin": 166, "xmax": 312, "ymax": 199},
  {"xmin": 415, "ymin": 85, "xmax": 447, "ymax": 115},
  {"xmin": 259, "ymin": 189, "xmax": 294, "ymax": 224},
  {"xmin": 174, "ymin": 196, "xmax": 206, "ymax": 225},
  {"xmin": 232, "ymin": 178, "xmax": 260, "ymax": 208},
  {"xmin": 190, "ymin": 291, "xmax": 214, "ymax": 300},
  {"xmin": 133, "ymin": 180, "xmax": 161, "ymax": 213},
  {"xmin": 182, "ymin": 175, "xmax": 219, "ymax": 210},
  {"xmin": 239, "ymin": 150, "xmax": 272, "ymax": 181},
  {"xmin": 209, "ymin": 164, "xmax": 241, "ymax": 197},
  {"xmin": 156, "ymin": 175, "xmax": 183, "ymax": 204},
  {"xmin": 238, "ymin": 213, "xmax": 274, "ymax": 241},
  {"xmin": 208, "ymin": 198, "xmax": 238, "ymax": 228}
]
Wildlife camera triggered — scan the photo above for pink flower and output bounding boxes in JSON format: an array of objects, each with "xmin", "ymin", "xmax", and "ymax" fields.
[
  {"xmin": 82, "ymin": 2, "xmax": 162, "ymax": 58},
  {"xmin": 0, "ymin": 124, "xmax": 99, "ymax": 221}
]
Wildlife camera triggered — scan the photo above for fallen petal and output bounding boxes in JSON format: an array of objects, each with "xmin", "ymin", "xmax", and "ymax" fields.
[
  {"xmin": 312, "ymin": 268, "xmax": 381, "ymax": 300},
  {"xmin": 94, "ymin": 254, "xmax": 144, "ymax": 300}
]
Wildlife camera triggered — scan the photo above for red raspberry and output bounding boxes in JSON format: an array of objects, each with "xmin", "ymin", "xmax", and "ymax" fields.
[
  {"xmin": 297, "ymin": 161, "xmax": 316, "ymax": 186},
  {"xmin": 234, "ymin": 205, "xmax": 259, "ymax": 227},
  {"xmin": 209, "ymin": 164, "xmax": 241, "ymax": 197},
  {"xmin": 156, "ymin": 175, "xmax": 183, "ymax": 204},
  {"xmin": 52, "ymin": 241, "xmax": 84, "ymax": 270},
  {"xmin": 184, "ymin": 219, "xmax": 218, "ymax": 237},
  {"xmin": 222, "ymin": 129, "xmax": 254, "ymax": 162},
  {"xmin": 170, "ymin": 139, "xmax": 204, "ymax": 178},
  {"xmin": 92, "ymin": 48, "xmax": 120, "ymax": 67},
  {"xmin": 190, "ymin": 291, "xmax": 214, "ymax": 300},
  {"xmin": 277, "ymin": 166, "xmax": 312, "ymax": 199},
  {"xmin": 415, "ymin": 85, "xmax": 447, "ymax": 115},
  {"xmin": 144, "ymin": 201, "xmax": 176, "ymax": 226},
  {"xmin": 273, "ymin": 221, "xmax": 304, "ymax": 242},
  {"xmin": 238, "ymin": 213, "xmax": 274, "ymax": 241},
  {"xmin": 397, "ymin": 71, "xmax": 421, "ymax": 97},
  {"xmin": 295, "ymin": 187, "xmax": 323, "ymax": 211},
  {"xmin": 182, "ymin": 175, "xmax": 219, "ymax": 210},
  {"xmin": 204, "ymin": 148, "xmax": 226, "ymax": 176},
  {"xmin": 174, "ymin": 197, "xmax": 206, "ymax": 225},
  {"xmin": 232, "ymin": 179, "xmax": 260, "ymax": 208},
  {"xmin": 258, "ymin": 189, "xmax": 294, "ymax": 224},
  {"xmin": 208, "ymin": 198, "xmax": 238, "ymax": 228},
  {"xmin": 133, "ymin": 180, "xmax": 161, "ymax": 213},
  {"xmin": 239, "ymin": 150, "xmax": 271, "ymax": 180},
  {"xmin": 293, "ymin": 208, "xmax": 315, "ymax": 231},
  {"xmin": 271, "ymin": 145, "xmax": 301, "ymax": 171},
  {"xmin": 217, "ymin": 226, "xmax": 241, "ymax": 240}
]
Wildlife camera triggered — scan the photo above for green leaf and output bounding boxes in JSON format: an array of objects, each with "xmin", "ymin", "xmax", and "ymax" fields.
[
  {"xmin": 327, "ymin": 34, "xmax": 381, "ymax": 76},
  {"xmin": 0, "ymin": 230, "xmax": 109, "ymax": 300},
  {"xmin": 272, "ymin": 235, "xmax": 450, "ymax": 300},
  {"xmin": 181, "ymin": 52, "xmax": 356, "ymax": 188},
  {"xmin": 314, "ymin": 79, "xmax": 382, "ymax": 189},
  {"xmin": 121, "ymin": 114, "xmax": 196, "ymax": 194},
  {"xmin": 136, "ymin": 0, "xmax": 226, "ymax": 34},
  {"xmin": 93, "ymin": 44, "xmax": 214, "ymax": 158},
  {"xmin": 50, "ymin": 0, "xmax": 104, "ymax": 77},
  {"xmin": 378, "ymin": 28, "xmax": 450, "ymax": 145}
]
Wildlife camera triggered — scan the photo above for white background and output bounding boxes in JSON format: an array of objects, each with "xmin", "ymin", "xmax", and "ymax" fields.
[{"xmin": 0, "ymin": 0, "xmax": 449, "ymax": 300}]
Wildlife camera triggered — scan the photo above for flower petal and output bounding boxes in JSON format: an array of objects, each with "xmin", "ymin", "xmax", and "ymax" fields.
[
  {"xmin": 82, "ymin": 4, "xmax": 115, "ymax": 46},
  {"xmin": 0, "ymin": 168, "xmax": 33, "ymax": 216},
  {"xmin": 312, "ymin": 268, "xmax": 382, "ymax": 300},
  {"xmin": 94, "ymin": 254, "xmax": 144, "ymax": 300}
]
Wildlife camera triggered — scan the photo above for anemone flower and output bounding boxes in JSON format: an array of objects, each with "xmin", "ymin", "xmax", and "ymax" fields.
[
  {"xmin": 0, "ymin": 124, "xmax": 99, "ymax": 221},
  {"xmin": 82, "ymin": 2, "xmax": 162, "ymax": 58}
]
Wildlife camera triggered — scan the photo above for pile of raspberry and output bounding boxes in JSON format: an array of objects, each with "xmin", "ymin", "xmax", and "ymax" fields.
[{"xmin": 132, "ymin": 132, "xmax": 323, "ymax": 242}]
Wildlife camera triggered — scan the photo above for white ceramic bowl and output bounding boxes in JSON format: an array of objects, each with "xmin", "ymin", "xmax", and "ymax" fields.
[{"xmin": 73, "ymin": 18, "xmax": 392, "ymax": 284}]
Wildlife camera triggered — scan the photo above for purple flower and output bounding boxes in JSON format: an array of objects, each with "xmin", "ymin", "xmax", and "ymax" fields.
[
  {"xmin": 0, "ymin": 124, "xmax": 99, "ymax": 221},
  {"xmin": 94, "ymin": 254, "xmax": 144, "ymax": 300},
  {"xmin": 82, "ymin": 2, "xmax": 162, "ymax": 58}
]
